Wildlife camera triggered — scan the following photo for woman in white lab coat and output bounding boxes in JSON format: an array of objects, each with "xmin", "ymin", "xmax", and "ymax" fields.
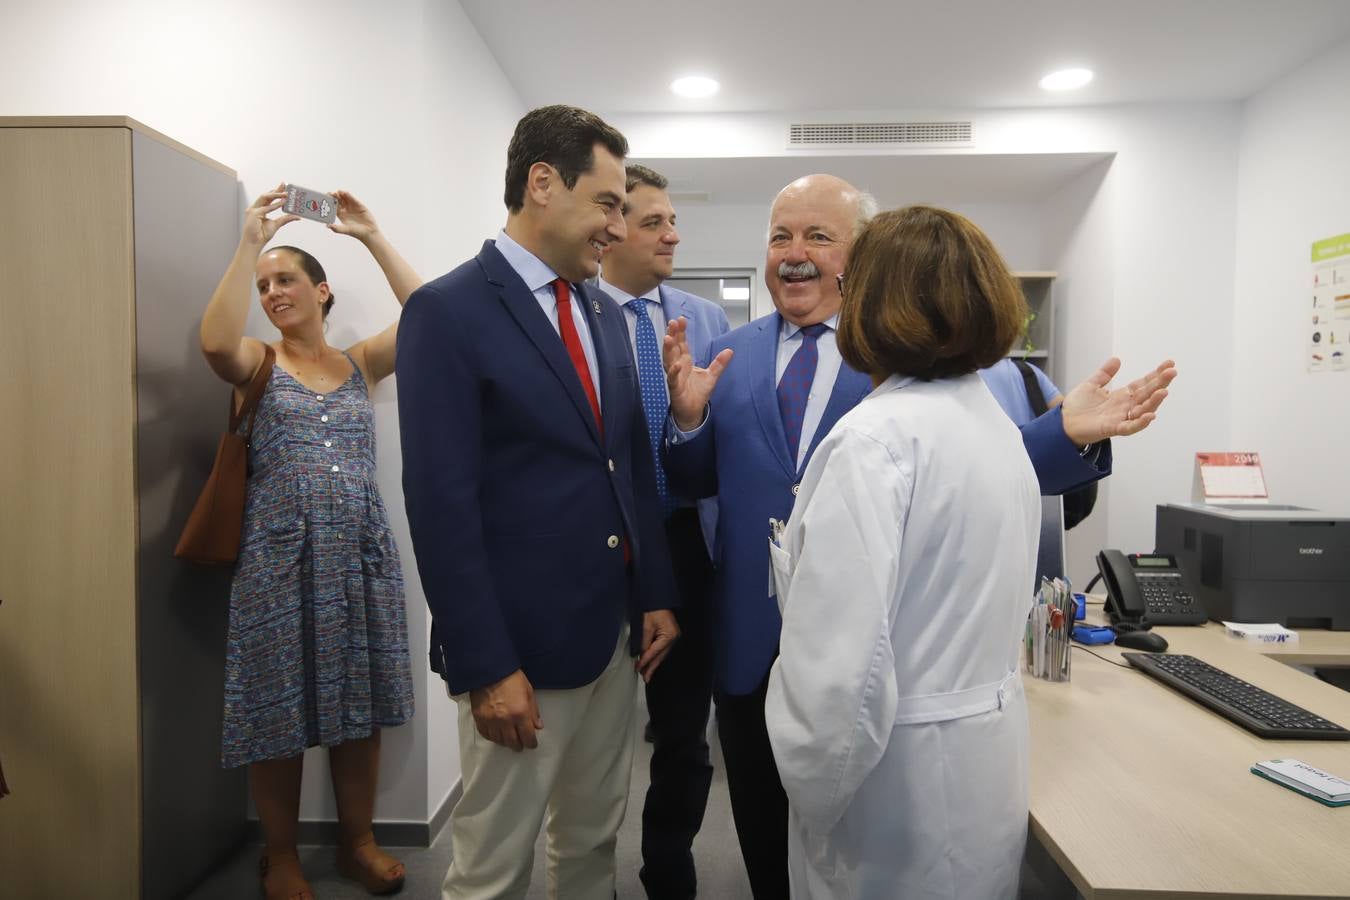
[{"xmin": 765, "ymin": 205, "xmax": 1042, "ymax": 900}]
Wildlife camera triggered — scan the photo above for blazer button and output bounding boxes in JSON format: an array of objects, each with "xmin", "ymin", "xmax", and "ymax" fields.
[
  {"xmin": 606, "ymin": 535, "xmax": 620, "ymax": 549},
  {"xmin": 608, "ymin": 458, "xmax": 615, "ymax": 472},
  {"xmin": 792, "ymin": 483, "xmax": 801, "ymax": 496}
]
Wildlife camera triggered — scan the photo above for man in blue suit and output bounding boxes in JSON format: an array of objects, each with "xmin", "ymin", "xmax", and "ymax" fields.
[
  {"xmin": 662, "ymin": 174, "xmax": 1175, "ymax": 897},
  {"xmin": 595, "ymin": 164, "xmax": 731, "ymax": 900},
  {"xmin": 397, "ymin": 106, "xmax": 680, "ymax": 900}
]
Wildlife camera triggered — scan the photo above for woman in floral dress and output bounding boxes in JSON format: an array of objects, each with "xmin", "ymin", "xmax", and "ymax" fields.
[{"xmin": 200, "ymin": 184, "xmax": 420, "ymax": 899}]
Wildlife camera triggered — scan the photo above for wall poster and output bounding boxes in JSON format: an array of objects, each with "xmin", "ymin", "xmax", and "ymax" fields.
[{"xmin": 1310, "ymin": 233, "xmax": 1350, "ymax": 372}]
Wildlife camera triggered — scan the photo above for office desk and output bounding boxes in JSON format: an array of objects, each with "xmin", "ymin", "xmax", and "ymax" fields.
[{"xmin": 1025, "ymin": 613, "xmax": 1350, "ymax": 899}]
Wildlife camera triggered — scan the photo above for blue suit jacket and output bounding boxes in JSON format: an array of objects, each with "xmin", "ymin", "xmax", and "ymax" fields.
[
  {"xmin": 664, "ymin": 311, "xmax": 1110, "ymax": 695},
  {"xmin": 396, "ymin": 240, "xmax": 676, "ymax": 695}
]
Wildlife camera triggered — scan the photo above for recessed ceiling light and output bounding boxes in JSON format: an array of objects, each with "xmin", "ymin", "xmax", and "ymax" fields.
[
  {"xmin": 670, "ymin": 76, "xmax": 720, "ymax": 98},
  {"xmin": 1039, "ymin": 68, "xmax": 1094, "ymax": 91}
]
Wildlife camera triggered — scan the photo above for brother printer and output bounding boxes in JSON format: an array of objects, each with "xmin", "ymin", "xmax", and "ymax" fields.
[{"xmin": 1155, "ymin": 503, "xmax": 1350, "ymax": 630}]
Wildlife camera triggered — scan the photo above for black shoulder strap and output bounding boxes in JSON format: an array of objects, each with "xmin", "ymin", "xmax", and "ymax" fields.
[{"xmin": 1013, "ymin": 358, "xmax": 1050, "ymax": 418}]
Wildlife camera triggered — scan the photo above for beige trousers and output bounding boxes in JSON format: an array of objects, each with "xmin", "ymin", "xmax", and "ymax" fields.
[{"xmin": 441, "ymin": 626, "xmax": 637, "ymax": 900}]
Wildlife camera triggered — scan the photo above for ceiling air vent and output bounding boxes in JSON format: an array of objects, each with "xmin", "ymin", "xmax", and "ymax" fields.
[{"xmin": 788, "ymin": 121, "xmax": 973, "ymax": 147}]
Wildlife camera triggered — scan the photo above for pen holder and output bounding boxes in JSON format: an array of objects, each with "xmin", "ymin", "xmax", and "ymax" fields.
[{"xmin": 1027, "ymin": 580, "xmax": 1074, "ymax": 683}]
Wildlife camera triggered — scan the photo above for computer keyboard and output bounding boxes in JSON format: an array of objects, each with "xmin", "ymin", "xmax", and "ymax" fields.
[{"xmin": 1122, "ymin": 653, "xmax": 1350, "ymax": 740}]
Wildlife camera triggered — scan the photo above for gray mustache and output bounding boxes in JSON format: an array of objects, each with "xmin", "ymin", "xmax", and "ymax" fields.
[{"xmin": 778, "ymin": 261, "xmax": 819, "ymax": 279}]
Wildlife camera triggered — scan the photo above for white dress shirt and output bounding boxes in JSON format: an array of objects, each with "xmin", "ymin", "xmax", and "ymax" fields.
[
  {"xmin": 495, "ymin": 230, "xmax": 601, "ymax": 407},
  {"xmin": 597, "ymin": 276, "xmax": 669, "ymax": 403},
  {"xmin": 672, "ymin": 313, "xmax": 842, "ymax": 472},
  {"xmin": 776, "ymin": 314, "xmax": 842, "ymax": 471}
]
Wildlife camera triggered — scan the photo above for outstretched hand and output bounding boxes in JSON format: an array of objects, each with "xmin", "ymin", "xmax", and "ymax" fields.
[
  {"xmin": 241, "ymin": 181, "xmax": 298, "ymax": 247},
  {"xmin": 663, "ymin": 316, "xmax": 733, "ymax": 431},
  {"xmin": 328, "ymin": 189, "xmax": 380, "ymax": 242},
  {"xmin": 1059, "ymin": 358, "xmax": 1177, "ymax": 446}
]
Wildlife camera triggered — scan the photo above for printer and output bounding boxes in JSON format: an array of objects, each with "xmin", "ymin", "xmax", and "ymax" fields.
[{"xmin": 1155, "ymin": 503, "xmax": 1350, "ymax": 630}]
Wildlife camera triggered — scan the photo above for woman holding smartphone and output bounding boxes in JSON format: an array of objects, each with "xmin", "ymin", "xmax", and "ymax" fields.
[{"xmin": 200, "ymin": 185, "xmax": 420, "ymax": 899}]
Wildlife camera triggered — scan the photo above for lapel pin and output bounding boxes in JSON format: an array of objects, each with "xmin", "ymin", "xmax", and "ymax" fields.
[{"xmin": 592, "ymin": 299, "xmax": 603, "ymax": 315}]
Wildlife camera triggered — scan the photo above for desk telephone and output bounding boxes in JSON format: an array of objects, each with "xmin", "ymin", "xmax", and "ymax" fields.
[{"xmin": 1096, "ymin": 549, "xmax": 1208, "ymax": 626}]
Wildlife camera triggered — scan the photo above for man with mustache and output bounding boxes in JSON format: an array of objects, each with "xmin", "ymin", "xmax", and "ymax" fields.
[{"xmin": 662, "ymin": 174, "xmax": 1175, "ymax": 897}]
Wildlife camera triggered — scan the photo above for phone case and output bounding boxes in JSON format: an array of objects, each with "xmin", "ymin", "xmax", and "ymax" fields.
[{"xmin": 283, "ymin": 184, "xmax": 337, "ymax": 224}]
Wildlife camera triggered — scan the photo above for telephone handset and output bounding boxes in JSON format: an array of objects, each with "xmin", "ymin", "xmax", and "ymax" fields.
[{"xmin": 1096, "ymin": 549, "xmax": 1208, "ymax": 627}]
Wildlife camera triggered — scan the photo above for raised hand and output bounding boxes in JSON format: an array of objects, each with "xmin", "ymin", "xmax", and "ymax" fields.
[
  {"xmin": 1059, "ymin": 358, "xmax": 1177, "ymax": 446},
  {"xmin": 328, "ymin": 189, "xmax": 380, "ymax": 242},
  {"xmin": 663, "ymin": 316, "xmax": 734, "ymax": 431},
  {"xmin": 241, "ymin": 182, "xmax": 298, "ymax": 248}
]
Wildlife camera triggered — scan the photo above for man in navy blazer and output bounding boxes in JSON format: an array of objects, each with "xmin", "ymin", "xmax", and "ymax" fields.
[
  {"xmin": 397, "ymin": 106, "xmax": 679, "ymax": 900},
  {"xmin": 662, "ymin": 174, "xmax": 1176, "ymax": 898},
  {"xmin": 594, "ymin": 164, "xmax": 731, "ymax": 900}
]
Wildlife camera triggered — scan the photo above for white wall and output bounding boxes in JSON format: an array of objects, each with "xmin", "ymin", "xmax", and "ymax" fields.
[
  {"xmin": 0, "ymin": 0, "xmax": 523, "ymax": 824},
  {"xmin": 1042, "ymin": 159, "xmax": 1117, "ymax": 584},
  {"xmin": 662, "ymin": 203, "xmax": 772, "ymax": 316},
  {"xmin": 1231, "ymin": 37, "xmax": 1350, "ymax": 511},
  {"xmin": 611, "ymin": 103, "xmax": 1243, "ymax": 573}
]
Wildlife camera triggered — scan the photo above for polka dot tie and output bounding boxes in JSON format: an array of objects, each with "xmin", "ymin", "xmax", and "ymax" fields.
[
  {"xmin": 626, "ymin": 298, "xmax": 676, "ymax": 517},
  {"xmin": 777, "ymin": 323, "xmax": 829, "ymax": 471}
]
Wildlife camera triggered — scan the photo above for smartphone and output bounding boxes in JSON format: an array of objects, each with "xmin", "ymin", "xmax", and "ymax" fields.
[{"xmin": 283, "ymin": 184, "xmax": 337, "ymax": 224}]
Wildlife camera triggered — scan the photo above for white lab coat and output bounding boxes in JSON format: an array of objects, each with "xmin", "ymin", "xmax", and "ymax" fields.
[{"xmin": 766, "ymin": 373, "xmax": 1041, "ymax": 900}]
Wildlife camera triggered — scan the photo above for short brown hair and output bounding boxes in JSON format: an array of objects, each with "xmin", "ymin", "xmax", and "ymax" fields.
[
  {"xmin": 625, "ymin": 163, "xmax": 668, "ymax": 193},
  {"xmin": 837, "ymin": 206, "xmax": 1027, "ymax": 381},
  {"xmin": 504, "ymin": 105, "xmax": 629, "ymax": 212}
]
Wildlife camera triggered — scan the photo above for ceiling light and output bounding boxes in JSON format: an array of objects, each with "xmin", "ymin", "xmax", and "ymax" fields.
[
  {"xmin": 1039, "ymin": 68, "xmax": 1094, "ymax": 91},
  {"xmin": 671, "ymin": 76, "xmax": 719, "ymax": 98}
]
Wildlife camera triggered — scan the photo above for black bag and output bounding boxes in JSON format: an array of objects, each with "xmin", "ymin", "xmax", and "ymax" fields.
[{"xmin": 1013, "ymin": 359, "xmax": 1098, "ymax": 530}]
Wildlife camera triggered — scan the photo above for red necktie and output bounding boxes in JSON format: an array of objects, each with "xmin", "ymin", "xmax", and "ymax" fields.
[
  {"xmin": 555, "ymin": 279, "xmax": 629, "ymax": 563},
  {"xmin": 553, "ymin": 279, "xmax": 603, "ymax": 433}
]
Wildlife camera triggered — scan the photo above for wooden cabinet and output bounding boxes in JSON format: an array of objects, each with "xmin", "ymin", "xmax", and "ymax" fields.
[{"xmin": 0, "ymin": 117, "xmax": 245, "ymax": 899}]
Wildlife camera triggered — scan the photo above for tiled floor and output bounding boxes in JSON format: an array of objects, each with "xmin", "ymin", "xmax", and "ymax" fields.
[{"xmin": 188, "ymin": 693, "xmax": 1068, "ymax": 899}]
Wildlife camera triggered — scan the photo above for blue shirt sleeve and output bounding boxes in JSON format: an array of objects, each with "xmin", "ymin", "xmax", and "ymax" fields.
[{"xmin": 980, "ymin": 358, "xmax": 1057, "ymax": 426}]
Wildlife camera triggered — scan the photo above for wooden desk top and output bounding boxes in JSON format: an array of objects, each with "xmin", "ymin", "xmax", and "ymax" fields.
[{"xmin": 1026, "ymin": 611, "xmax": 1350, "ymax": 899}]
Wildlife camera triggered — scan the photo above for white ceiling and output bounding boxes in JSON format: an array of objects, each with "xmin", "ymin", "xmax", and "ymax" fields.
[
  {"xmin": 460, "ymin": 0, "xmax": 1350, "ymax": 113},
  {"xmin": 638, "ymin": 153, "xmax": 1113, "ymax": 206}
]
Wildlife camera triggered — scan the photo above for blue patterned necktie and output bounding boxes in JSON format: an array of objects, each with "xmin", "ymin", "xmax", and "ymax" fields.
[
  {"xmin": 777, "ymin": 322, "xmax": 830, "ymax": 470},
  {"xmin": 626, "ymin": 298, "xmax": 675, "ymax": 516}
]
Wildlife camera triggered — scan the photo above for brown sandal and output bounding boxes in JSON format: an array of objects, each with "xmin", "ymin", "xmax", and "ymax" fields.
[
  {"xmin": 259, "ymin": 850, "xmax": 314, "ymax": 900},
  {"xmin": 338, "ymin": 833, "xmax": 406, "ymax": 895}
]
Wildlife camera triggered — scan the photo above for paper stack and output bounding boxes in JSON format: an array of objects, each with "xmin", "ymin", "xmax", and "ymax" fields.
[{"xmin": 1223, "ymin": 621, "xmax": 1299, "ymax": 644}]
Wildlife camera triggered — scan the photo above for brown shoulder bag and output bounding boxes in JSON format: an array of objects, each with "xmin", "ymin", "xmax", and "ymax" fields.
[{"xmin": 174, "ymin": 345, "xmax": 276, "ymax": 565}]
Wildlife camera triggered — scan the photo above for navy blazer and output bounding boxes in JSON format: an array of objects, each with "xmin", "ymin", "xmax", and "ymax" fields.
[
  {"xmin": 397, "ymin": 240, "xmax": 676, "ymax": 695},
  {"xmin": 664, "ymin": 311, "xmax": 1109, "ymax": 696}
]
